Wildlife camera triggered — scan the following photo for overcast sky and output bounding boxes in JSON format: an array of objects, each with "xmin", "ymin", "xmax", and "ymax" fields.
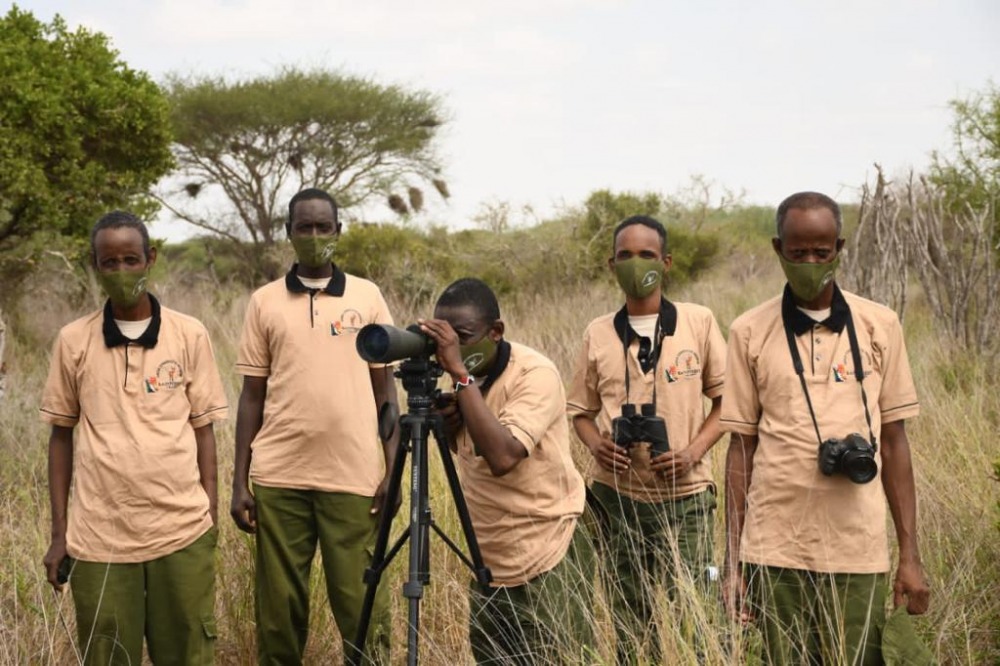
[{"xmin": 19, "ymin": 0, "xmax": 1000, "ymax": 240}]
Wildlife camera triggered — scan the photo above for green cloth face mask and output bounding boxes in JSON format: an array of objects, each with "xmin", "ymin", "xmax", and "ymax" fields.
[
  {"xmin": 460, "ymin": 335, "xmax": 498, "ymax": 376},
  {"xmin": 614, "ymin": 258, "xmax": 664, "ymax": 299},
  {"xmin": 778, "ymin": 254, "xmax": 840, "ymax": 302},
  {"xmin": 97, "ymin": 270, "xmax": 148, "ymax": 308},
  {"xmin": 291, "ymin": 235, "xmax": 337, "ymax": 268}
]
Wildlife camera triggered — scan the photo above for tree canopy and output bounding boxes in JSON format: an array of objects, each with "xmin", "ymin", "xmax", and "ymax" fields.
[
  {"xmin": 0, "ymin": 6, "xmax": 173, "ymax": 252},
  {"xmin": 930, "ymin": 82, "xmax": 1000, "ymax": 216},
  {"xmin": 160, "ymin": 68, "xmax": 448, "ymax": 249}
]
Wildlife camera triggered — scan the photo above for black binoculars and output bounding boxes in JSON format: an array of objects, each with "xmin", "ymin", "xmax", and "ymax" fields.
[{"xmin": 611, "ymin": 403, "xmax": 670, "ymax": 456}]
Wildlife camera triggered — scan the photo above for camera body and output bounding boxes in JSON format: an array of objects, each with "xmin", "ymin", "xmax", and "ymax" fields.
[
  {"xmin": 817, "ymin": 432, "xmax": 878, "ymax": 484},
  {"xmin": 612, "ymin": 403, "xmax": 670, "ymax": 456}
]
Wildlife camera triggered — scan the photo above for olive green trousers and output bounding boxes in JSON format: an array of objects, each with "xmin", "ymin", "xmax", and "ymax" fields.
[
  {"xmin": 70, "ymin": 527, "xmax": 217, "ymax": 666},
  {"xmin": 468, "ymin": 524, "xmax": 597, "ymax": 665},
  {"xmin": 253, "ymin": 484, "xmax": 391, "ymax": 665}
]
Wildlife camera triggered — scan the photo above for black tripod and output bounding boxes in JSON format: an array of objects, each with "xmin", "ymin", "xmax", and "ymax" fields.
[{"xmin": 350, "ymin": 356, "xmax": 492, "ymax": 666}]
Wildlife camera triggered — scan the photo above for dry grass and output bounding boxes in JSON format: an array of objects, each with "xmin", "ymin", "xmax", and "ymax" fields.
[{"xmin": 0, "ymin": 262, "xmax": 997, "ymax": 664}]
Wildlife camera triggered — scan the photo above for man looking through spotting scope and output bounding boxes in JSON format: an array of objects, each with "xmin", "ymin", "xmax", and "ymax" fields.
[
  {"xmin": 721, "ymin": 191, "xmax": 931, "ymax": 665},
  {"xmin": 567, "ymin": 215, "xmax": 727, "ymax": 664},
  {"xmin": 418, "ymin": 278, "xmax": 595, "ymax": 665},
  {"xmin": 231, "ymin": 188, "xmax": 399, "ymax": 664}
]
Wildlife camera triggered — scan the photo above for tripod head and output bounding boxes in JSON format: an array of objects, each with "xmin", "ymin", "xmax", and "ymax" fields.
[{"xmin": 396, "ymin": 355, "xmax": 444, "ymax": 413}]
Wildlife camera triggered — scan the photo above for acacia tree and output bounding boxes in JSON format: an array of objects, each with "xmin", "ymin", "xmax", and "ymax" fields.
[
  {"xmin": 160, "ymin": 68, "xmax": 449, "ymax": 253},
  {"xmin": 0, "ymin": 6, "xmax": 173, "ymax": 254}
]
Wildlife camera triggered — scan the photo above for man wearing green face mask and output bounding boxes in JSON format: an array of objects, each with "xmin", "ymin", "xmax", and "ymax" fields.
[
  {"xmin": 41, "ymin": 211, "xmax": 228, "ymax": 665},
  {"xmin": 721, "ymin": 192, "xmax": 930, "ymax": 665},
  {"xmin": 233, "ymin": 188, "xmax": 399, "ymax": 664},
  {"xmin": 419, "ymin": 278, "xmax": 593, "ymax": 665},
  {"xmin": 568, "ymin": 215, "xmax": 728, "ymax": 664}
]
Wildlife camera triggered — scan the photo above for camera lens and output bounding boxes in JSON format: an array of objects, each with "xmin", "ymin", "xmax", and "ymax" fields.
[
  {"xmin": 356, "ymin": 324, "xmax": 435, "ymax": 363},
  {"xmin": 842, "ymin": 449, "xmax": 878, "ymax": 484},
  {"xmin": 357, "ymin": 325, "xmax": 392, "ymax": 361}
]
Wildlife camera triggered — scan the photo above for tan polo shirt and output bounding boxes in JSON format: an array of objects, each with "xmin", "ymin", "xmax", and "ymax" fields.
[
  {"xmin": 236, "ymin": 267, "xmax": 392, "ymax": 494},
  {"xmin": 567, "ymin": 300, "xmax": 727, "ymax": 503},
  {"xmin": 454, "ymin": 342, "xmax": 586, "ymax": 587},
  {"xmin": 721, "ymin": 286, "xmax": 920, "ymax": 574},
  {"xmin": 40, "ymin": 297, "xmax": 228, "ymax": 563}
]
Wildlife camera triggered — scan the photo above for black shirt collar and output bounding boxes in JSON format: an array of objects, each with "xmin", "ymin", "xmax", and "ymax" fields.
[
  {"xmin": 285, "ymin": 263, "xmax": 347, "ymax": 296},
  {"xmin": 782, "ymin": 283, "xmax": 849, "ymax": 336},
  {"xmin": 612, "ymin": 297, "xmax": 678, "ymax": 344},
  {"xmin": 102, "ymin": 294, "xmax": 161, "ymax": 348}
]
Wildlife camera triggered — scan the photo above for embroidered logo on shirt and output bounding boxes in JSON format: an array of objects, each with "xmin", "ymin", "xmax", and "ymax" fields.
[
  {"xmin": 144, "ymin": 376, "xmax": 159, "ymax": 393},
  {"xmin": 836, "ymin": 349, "xmax": 873, "ymax": 380},
  {"xmin": 340, "ymin": 308, "xmax": 364, "ymax": 333},
  {"xmin": 670, "ymin": 350, "xmax": 702, "ymax": 381},
  {"xmin": 833, "ymin": 363, "xmax": 849, "ymax": 382},
  {"xmin": 156, "ymin": 360, "xmax": 184, "ymax": 390},
  {"xmin": 331, "ymin": 309, "xmax": 364, "ymax": 336}
]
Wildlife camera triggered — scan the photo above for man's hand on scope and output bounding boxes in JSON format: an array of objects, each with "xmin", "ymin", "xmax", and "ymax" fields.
[{"xmin": 417, "ymin": 318, "xmax": 466, "ymax": 379}]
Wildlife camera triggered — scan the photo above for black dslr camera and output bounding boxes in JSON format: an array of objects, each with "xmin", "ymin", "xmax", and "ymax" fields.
[
  {"xmin": 818, "ymin": 433, "xmax": 877, "ymax": 484},
  {"xmin": 612, "ymin": 404, "xmax": 670, "ymax": 456}
]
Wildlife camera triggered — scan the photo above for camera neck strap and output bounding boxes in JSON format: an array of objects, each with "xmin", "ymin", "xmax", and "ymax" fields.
[
  {"xmin": 615, "ymin": 298, "xmax": 677, "ymax": 410},
  {"xmin": 782, "ymin": 304, "xmax": 877, "ymax": 450}
]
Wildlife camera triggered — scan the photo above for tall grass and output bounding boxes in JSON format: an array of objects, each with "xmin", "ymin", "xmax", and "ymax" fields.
[{"xmin": 0, "ymin": 259, "xmax": 997, "ymax": 664}]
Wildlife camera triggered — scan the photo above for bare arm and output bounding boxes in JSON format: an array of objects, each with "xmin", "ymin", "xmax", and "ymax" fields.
[
  {"xmin": 42, "ymin": 425, "xmax": 74, "ymax": 591},
  {"xmin": 651, "ymin": 396, "xmax": 724, "ymax": 478},
  {"xmin": 453, "ymin": 382, "xmax": 527, "ymax": 476},
  {"xmin": 231, "ymin": 375, "xmax": 266, "ymax": 533},
  {"xmin": 723, "ymin": 432, "xmax": 757, "ymax": 622},
  {"xmin": 369, "ymin": 366, "xmax": 401, "ymax": 515},
  {"xmin": 880, "ymin": 420, "xmax": 930, "ymax": 614},
  {"xmin": 194, "ymin": 424, "xmax": 218, "ymax": 526}
]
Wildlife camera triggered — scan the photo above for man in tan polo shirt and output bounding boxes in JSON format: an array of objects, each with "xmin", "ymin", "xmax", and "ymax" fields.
[
  {"xmin": 41, "ymin": 211, "xmax": 228, "ymax": 665},
  {"xmin": 418, "ymin": 277, "xmax": 592, "ymax": 665},
  {"xmin": 721, "ymin": 191, "xmax": 930, "ymax": 665},
  {"xmin": 567, "ymin": 215, "xmax": 726, "ymax": 664},
  {"xmin": 231, "ymin": 188, "xmax": 399, "ymax": 664}
]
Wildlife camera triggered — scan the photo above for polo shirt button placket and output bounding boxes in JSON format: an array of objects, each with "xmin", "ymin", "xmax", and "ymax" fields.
[{"xmin": 125, "ymin": 344, "xmax": 143, "ymax": 394}]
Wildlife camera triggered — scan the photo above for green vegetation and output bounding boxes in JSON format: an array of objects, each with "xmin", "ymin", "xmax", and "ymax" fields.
[
  {"xmin": 929, "ymin": 81, "xmax": 1000, "ymax": 220},
  {"xmin": 0, "ymin": 6, "xmax": 173, "ymax": 287}
]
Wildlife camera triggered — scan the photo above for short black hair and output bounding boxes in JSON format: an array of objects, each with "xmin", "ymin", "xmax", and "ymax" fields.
[
  {"xmin": 436, "ymin": 278, "xmax": 501, "ymax": 323},
  {"xmin": 613, "ymin": 215, "xmax": 668, "ymax": 255},
  {"xmin": 775, "ymin": 192, "xmax": 842, "ymax": 238},
  {"xmin": 288, "ymin": 188, "xmax": 339, "ymax": 228},
  {"xmin": 90, "ymin": 210, "xmax": 151, "ymax": 258}
]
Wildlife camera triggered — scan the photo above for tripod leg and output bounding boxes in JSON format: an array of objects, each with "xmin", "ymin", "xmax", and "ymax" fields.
[
  {"xmin": 402, "ymin": 414, "xmax": 433, "ymax": 666},
  {"xmin": 430, "ymin": 414, "xmax": 493, "ymax": 590},
  {"xmin": 348, "ymin": 421, "xmax": 411, "ymax": 666}
]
